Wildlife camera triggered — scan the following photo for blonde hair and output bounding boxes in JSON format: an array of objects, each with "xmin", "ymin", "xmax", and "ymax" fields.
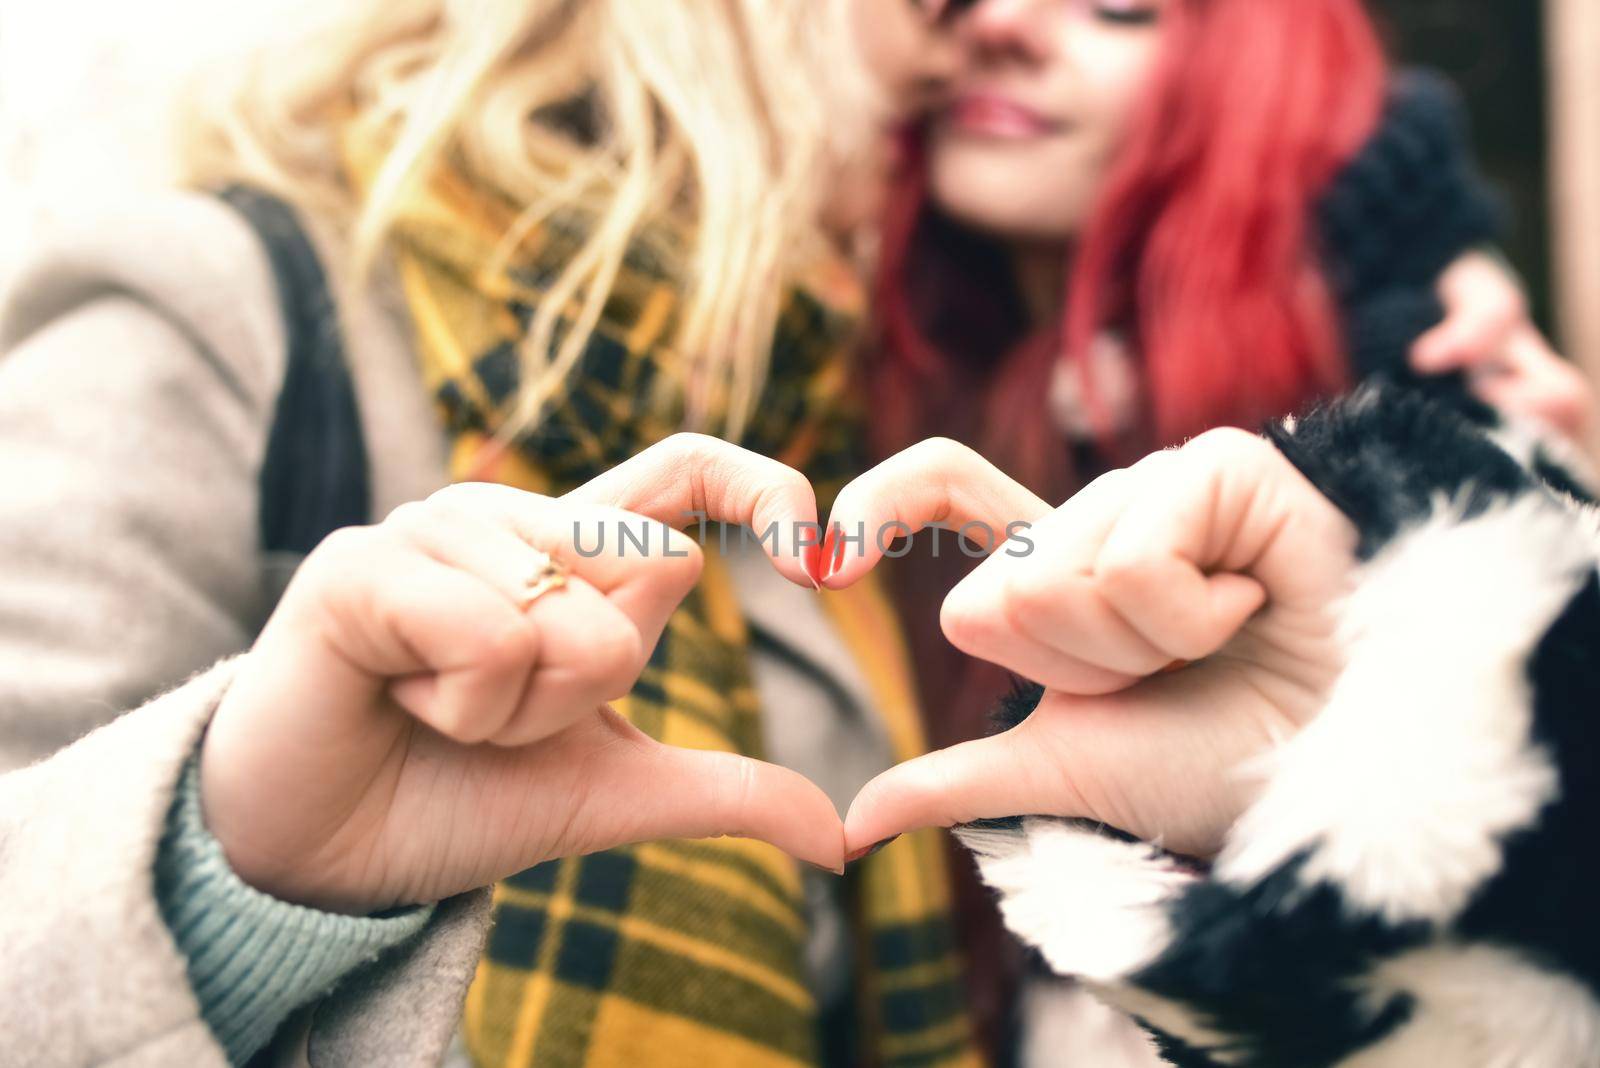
[{"xmin": 183, "ymin": 0, "xmax": 875, "ymax": 439}]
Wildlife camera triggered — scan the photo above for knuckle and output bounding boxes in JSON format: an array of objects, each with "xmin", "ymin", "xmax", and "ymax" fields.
[
  {"xmin": 581, "ymin": 623, "xmax": 646, "ymax": 696},
  {"xmin": 1188, "ymin": 428, "xmax": 1277, "ymax": 483},
  {"xmin": 748, "ymin": 463, "xmax": 806, "ymax": 510},
  {"xmin": 657, "ymin": 431, "xmax": 723, "ymax": 468},
  {"xmin": 424, "ymin": 482, "xmax": 473, "ymax": 508},
  {"xmin": 1081, "ymin": 467, "xmax": 1131, "ymax": 496},
  {"xmin": 477, "ymin": 614, "xmax": 541, "ymax": 675},
  {"xmin": 774, "ymin": 460, "xmax": 812, "ymax": 498},
  {"xmin": 309, "ymin": 523, "xmax": 373, "ymax": 564},
  {"xmin": 383, "ymin": 500, "xmax": 442, "ymax": 540},
  {"xmin": 423, "ymin": 482, "xmax": 498, "ymax": 517},
  {"xmin": 1093, "ymin": 547, "xmax": 1151, "ymax": 602},
  {"xmin": 367, "ymin": 576, "xmax": 419, "ymax": 649},
  {"xmin": 296, "ymin": 525, "xmax": 381, "ymax": 591},
  {"xmin": 1188, "ymin": 426, "xmax": 1265, "ymax": 461},
  {"xmin": 664, "ymin": 431, "xmax": 720, "ymax": 452},
  {"xmin": 383, "ymin": 499, "xmax": 428, "ymax": 525},
  {"xmin": 909, "ymin": 436, "xmax": 976, "ymax": 473}
]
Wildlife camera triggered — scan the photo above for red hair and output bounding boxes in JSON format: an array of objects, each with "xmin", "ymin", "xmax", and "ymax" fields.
[{"xmin": 874, "ymin": 0, "xmax": 1388, "ymax": 493}]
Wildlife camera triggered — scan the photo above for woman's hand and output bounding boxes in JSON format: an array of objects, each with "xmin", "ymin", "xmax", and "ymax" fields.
[
  {"xmin": 838, "ymin": 430, "xmax": 1359, "ymax": 859},
  {"xmin": 1413, "ymin": 251, "xmax": 1595, "ymax": 442},
  {"xmin": 200, "ymin": 435, "xmax": 844, "ymax": 915}
]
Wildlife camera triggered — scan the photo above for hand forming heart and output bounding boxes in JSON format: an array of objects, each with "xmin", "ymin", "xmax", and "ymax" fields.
[
  {"xmin": 832, "ymin": 429, "xmax": 1358, "ymax": 861},
  {"xmin": 202, "ymin": 429, "xmax": 1358, "ymax": 915}
]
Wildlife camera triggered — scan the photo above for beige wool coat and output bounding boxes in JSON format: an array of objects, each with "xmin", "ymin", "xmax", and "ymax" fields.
[{"xmin": 0, "ymin": 192, "xmax": 492, "ymax": 1067}]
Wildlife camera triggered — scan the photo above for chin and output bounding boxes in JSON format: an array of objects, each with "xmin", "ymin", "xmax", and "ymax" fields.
[{"xmin": 927, "ymin": 143, "xmax": 1086, "ymax": 241}]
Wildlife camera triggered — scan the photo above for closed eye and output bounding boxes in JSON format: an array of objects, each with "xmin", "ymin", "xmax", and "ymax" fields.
[
  {"xmin": 939, "ymin": 0, "xmax": 1162, "ymax": 27},
  {"xmin": 1092, "ymin": 2, "xmax": 1162, "ymax": 26}
]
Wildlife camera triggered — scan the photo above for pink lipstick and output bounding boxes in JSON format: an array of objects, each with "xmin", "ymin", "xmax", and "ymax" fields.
[{"xmin": 942, "ymin": 92, "xmax": 1062, "ymax": 140}]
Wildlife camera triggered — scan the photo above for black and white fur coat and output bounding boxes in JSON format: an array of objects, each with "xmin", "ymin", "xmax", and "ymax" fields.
[{"xmin": 965, "ymin": 389, "xmax": 1600, "ymax": 1067}]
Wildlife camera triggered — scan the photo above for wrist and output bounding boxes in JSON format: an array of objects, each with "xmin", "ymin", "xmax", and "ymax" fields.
[
  {"xmin": 196, "ymin": 722, "xmax": 377, "ymax": 916},
  {"xmin": 198, "ymin": 636, "xmax": 405, "ymax": 914}
]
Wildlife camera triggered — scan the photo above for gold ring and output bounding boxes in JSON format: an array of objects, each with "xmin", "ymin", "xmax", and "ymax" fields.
[{"xmin": 520, "ymin": 549, "xmax": 570, "ymax": 608}]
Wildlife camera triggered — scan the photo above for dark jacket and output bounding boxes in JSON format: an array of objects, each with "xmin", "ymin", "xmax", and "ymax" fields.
[{"xmin": 1317, "ymin": 69, "xmax": 1503, "ymax": 410}]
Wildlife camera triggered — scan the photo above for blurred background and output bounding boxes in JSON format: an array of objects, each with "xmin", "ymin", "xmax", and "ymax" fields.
[
  {"xmin": 1370, "ymin": 0, "xmax": 1599, "ymax": 389},
  {"xmin": 1, "ymin": 0, "xmax": 1596, "ymax": 378}
]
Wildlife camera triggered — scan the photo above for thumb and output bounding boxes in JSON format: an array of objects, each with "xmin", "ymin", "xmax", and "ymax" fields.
[
  {"xmin": 844, "ymin": 727, "xmax": 1075, "ymax": 856},
  {"xmin": 845, "ymin": 675, "xmax": 1271, "ymax": 859},
  {"xmin": 564, "ymin": 708, "xmax": 847, "ymax": 872}
]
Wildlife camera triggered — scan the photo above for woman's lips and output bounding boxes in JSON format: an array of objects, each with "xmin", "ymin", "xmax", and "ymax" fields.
[{"xmin": 941, "ymin": 93, "xmax": 1063, "ymax": 140}]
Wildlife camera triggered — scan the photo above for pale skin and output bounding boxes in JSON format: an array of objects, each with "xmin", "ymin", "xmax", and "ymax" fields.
[
  {"xmin": 202, "ymin": 435, "xmax": 849, "ymax": 914},
  {"xmin": 1413, "ymin": 251, "xmax": 1594, "ymax": 441},
  {"xmin": 850, "ymin": 0, "xmax": 963, "ymax": 121},
  {"xmin": 825, "ymin": 433, "xmax": 1358, "ymax": 860},
  {"xmin": 204, "ymin": 430, "xmax": 1357, "ymax": 912}
]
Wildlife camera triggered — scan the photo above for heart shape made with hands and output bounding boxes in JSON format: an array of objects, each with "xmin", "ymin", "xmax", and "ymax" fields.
[
  {"xmin": 204, "ymin": 428, "xmax": 1355, "ymax": 914},
  {"xmin": 549, "ymin": 432, "xmax": 1058, "ymax": 864},
  {"xmin": 828, "ymin": 430, "xmax": 1357, "ymax": 865},
  {"xmin": 203, "ymin": 431, "xmax": 1056, "ymax": 912},
  {"xmin": 566, "ymin": 428, "xmax": 1354, "ymax": 869}
]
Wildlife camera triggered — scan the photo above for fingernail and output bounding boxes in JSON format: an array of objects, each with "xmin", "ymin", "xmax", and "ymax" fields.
[
  {"xmin": 804, "ymin": 859, "xmax": 846, "ymax": 876},
  {"xmin": 845, "ymin": 836, "xmax": 899, "ymax": 864},
  {"xmin": 801, "ymin": 541, "xmax": 823, "ymax": 590},
  {"xmin": 820, "ymin": 529, "xmax": 840, "ymax": 586}
]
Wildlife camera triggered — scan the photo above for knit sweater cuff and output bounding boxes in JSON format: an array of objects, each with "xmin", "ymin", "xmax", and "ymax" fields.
[{"xmin": 155, "ymin": 754, "xmax": 435, "ymax": 1065}]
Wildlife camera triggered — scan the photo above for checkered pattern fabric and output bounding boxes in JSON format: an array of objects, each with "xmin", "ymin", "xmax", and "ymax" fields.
[{"xmin": 341, "ymin": 122, "xmax": 982, "ymax": 1068}]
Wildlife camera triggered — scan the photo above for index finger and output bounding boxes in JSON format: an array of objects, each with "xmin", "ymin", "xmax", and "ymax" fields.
[
  {"xmin": 820, "ymin": 438, "xmax": 1051, "ymax": 589},
  {"xmin": 1412, "ymin": 252, "xmax": 1525, "ymax": 375},
  {"xmin": 845, "ymin": 673, "xmax": 1270, "ymax": 860},
  {"xmin": 844, "ymin": 728, "xmax": 1068, "ymax": 853},
  {"xmin": 564, "ymin": 433, "xmax": 821, "ymax": 588}
]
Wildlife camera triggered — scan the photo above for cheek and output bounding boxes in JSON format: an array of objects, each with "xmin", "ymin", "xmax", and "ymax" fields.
[
  {"xmin": 852, "ymin": 0, "xmax": 923, "ymax": 100},
  {"xmin": 927, "ymin": 30, "xmax": 1161, "ymax": 241},
  {"xmin": 1070, "ymin": 32, "xmax": 1163, "ymax": 154}
]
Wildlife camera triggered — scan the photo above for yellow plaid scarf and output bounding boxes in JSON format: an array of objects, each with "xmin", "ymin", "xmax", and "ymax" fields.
[{"xmin": 343, "ymin": 135, "xmax": 983, "ymax": 1068}]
